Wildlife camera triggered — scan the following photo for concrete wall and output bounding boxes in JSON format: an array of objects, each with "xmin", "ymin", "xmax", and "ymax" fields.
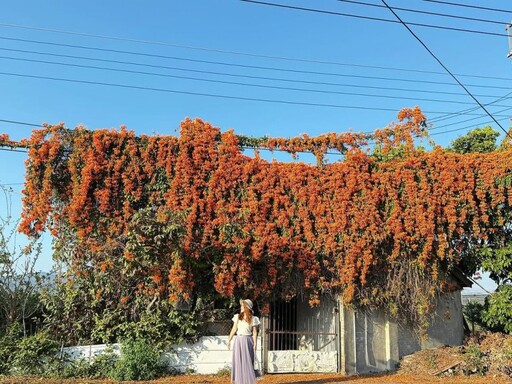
[
  {"xmin": 422, "ymin": 290, "xmax": 465, "ymax": 349},
  {"xmin": 340, "ymin": 306, "xmax": 398, "ymax": 375},
  {"xmin": 64, "ymin": 335, "xmax": 263, "ymax": 375},
  {"xmin": 397, "ymin": 290, "xmax": 465, "ymax": 357},
  {"xmin": 340, "ymin": 290, "xmax": 464, "ymax": 374}
]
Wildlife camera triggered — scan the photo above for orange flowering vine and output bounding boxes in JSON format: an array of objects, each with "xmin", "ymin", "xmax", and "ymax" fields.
[{"xmin": 4, "ymin": 107, "xmax": 511, "ymax": 326}]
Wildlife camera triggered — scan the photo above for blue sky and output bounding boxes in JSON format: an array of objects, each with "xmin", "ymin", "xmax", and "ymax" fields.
[{"xmin": 0, "ymin": 0, "xmax": 510, "ymax": 292}]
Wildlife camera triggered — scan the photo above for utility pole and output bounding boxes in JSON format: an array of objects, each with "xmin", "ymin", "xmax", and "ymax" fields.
[{"xmin": 507, "ymin": 23, "xmax": 512, "ymax": 58}]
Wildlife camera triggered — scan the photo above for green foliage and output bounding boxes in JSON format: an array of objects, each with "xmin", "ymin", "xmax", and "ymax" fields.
[
  {"xmin": 112, "ymin": 338, "xmax": 166, "ymax": 381},
  {"xmin": 0, "ymin": 323, "xmax": 22, "ymax": 375},
  {"xmin": 461, "ymin": 344, "xmax": 488, "ymax": 376},
  {"xmin": 483, "ymin": 285, "xmax": 512, "ymax": 334},
  {"xmin": 0, "ymin": 186, "xmax": 48, "ymax": 336},
  {"xmin": 450, "ymin": 126, "xmax": 499, "ymax": 154},
  {"xmin": 215, "ymin": 365, "xmax": 232, "ymax": 377},
  {"xmin": 481, "ymin": 244, "xmax": 512, "ymax": 285},
  {"xmin": 41, "ymin": 207, "xmax": 213, "ymax": 347},
  {"xmin": 61, "ymin": 346, "xmax": 118, "ymax": 379},
  {"xmin": 463, "ymin": 301, "xmax": 486, "ymax": 333},
  {"xmin": 10, "ymin": 330, "xmax": 61, "ymax": 376},
  {"xmin": 371, "ymin": 144, "xmax": 407, "ymax": 162},
  {"xmin": 424, "ymin": 349, "xmax": 439, "ymax": 370}
]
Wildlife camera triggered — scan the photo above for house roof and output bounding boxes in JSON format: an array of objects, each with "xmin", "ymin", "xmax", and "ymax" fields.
[{"xmin": 451, "ymin": 267, "xmax": 473, "ymax": 288}]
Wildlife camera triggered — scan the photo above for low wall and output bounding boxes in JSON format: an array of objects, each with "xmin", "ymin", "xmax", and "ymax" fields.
[{"xmin": 63, "ymin": 335, "xmax": 263, "ymax": 375}]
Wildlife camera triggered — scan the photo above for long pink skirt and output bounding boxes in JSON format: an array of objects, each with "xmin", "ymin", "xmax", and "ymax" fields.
[{"xmin": 231, "ymin": 335, "xmax": 256, "ymax": 384}]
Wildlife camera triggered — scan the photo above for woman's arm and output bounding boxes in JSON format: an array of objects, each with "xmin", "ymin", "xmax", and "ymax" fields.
[
  {"xmin": 252, "ymin": 325, "xmax": 258, "ymax": 352},
  {"xmin": 227, "ymin": 321, "xmax": 238, "ymax": 350}
]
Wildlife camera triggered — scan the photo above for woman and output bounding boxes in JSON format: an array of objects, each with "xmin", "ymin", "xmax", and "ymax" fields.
[{"xmin": 227, "ymin": 299, "xmax": 260, "ymax": 384}]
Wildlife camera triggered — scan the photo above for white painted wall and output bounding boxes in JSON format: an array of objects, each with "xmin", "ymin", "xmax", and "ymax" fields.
[{"xmin": 64, "ymin": 336, "xmax": 263, "ymax": 375}]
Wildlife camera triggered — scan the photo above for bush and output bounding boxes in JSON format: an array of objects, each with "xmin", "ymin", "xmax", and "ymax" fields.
[
  {"xmin": 61, "ymin": 346, "xmax": 118, "ymax": 379},
  {"xmin": 0, "ymin": 323, "xmax": 22, "ymax": 375},
  {"xmin": 90, "ymin": 346, "xmax": 119, "ymax": 379},
  {"xmin": 112, "ymin": 338, "xmax": 166, "ymax": 381},
  {"xmin": 463, "ymin": 301, "xmax": 486, "ymax": 333},
  {"xmin": 10, "ymin": 330, "xmax": 61, "ymax": 376},
  {"xmin": 215, "ymin": 365, "xmax": 231, "ymax": 377},
  {"xmin": 461, "ymin": 344, "xmax": 488, "ymax": 376}
]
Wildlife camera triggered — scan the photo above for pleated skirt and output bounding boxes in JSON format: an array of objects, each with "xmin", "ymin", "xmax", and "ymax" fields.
[{"xmin": 231, "ymin": 335, "xmax": 256, "ymax": 384}]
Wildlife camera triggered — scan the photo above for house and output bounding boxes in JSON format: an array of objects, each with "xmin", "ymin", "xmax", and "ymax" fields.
[
  {"xmin": 259, "ymin": 270, "xmax": 472, "ymax": 375},
  {"xmin": 63, "ymin": 272, "xmax": 471, "ymax": 376}
]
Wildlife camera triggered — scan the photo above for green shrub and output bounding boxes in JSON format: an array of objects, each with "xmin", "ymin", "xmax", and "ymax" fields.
[
  {"xmin": 462, "ymin": 344, "xmax": 488, "ymax": 376},
  {"xmin": 61, "ymin": 347, "xmax": 118, "ymax": 379},
  {"xmin": 61, "ymin": 358, "xmax": 92, "ymax": 378},
  {"xmin": 0, "ymin": 323, "xmax": 22, "ymax": 375},
  {"xmin": 10, "ymin": 330, "xmax": 61, "ymax": 376},
  {"xmin": 215, "ymin": 365, "xmax": 231, "ymax": 377},
  {"xmin": 112, "ymin": 338, "xmax": 166, "ymax": 381},
  {"xmin": 89, "ymin": 346, "xmax": 119, "ymax": 379}
]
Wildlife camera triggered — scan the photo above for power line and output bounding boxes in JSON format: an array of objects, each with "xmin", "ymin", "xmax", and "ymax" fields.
[
  {"xmin": 0, "ymin": 70, "xmax": 467, "ymax": 114},
  {"xmin": 3, "ymin": 69, "xmax": 512, "ymax": 119},
  {"xmin": 0, "ymin": 147, "xmax": 28, "ymax": 154},
  {"xmin": 0, "ymin": 19, "xmax": 508, "ymax": 68},
  {"xmin": 3, "ymin": 46, "xmax": 500, "ymax": 99},
  {"xmin": 0, "ymin": 118, "xmax": 41, "ymax": 128},
  {"xmin": 431, "ymin": 106, "xmax": 512, "ymax": 131},
  {"xmin": 429, "ymin": 117, "xmax": 511, "ymax": 137},
  {"xmin": 0, "ymin": 36, "xmax": 461, "ymax": 86},
  {"xmin": 336, "ymin": 0, "xmax": 507, "ymax": 26},
  {"xmin": 421, "ymin": 0, "xmax": 512, "ymax": 15},
  {"xmin": 240, "ymin": 0, "xmax": 509, "ymax": 37},
  {"xmin": 3, "ymin": 35, "xmax": 512, "ymax": 91},
  {"xmin": 380, "ymin": 0, "xmax": 512, "ymax": 140},
  {"xmin": 429, "ymin": 91, "xmax": 512, "ymax": 124},
  {"xmin": 2, "ymin": 55, "xmax": 506, "ymax": 107}
]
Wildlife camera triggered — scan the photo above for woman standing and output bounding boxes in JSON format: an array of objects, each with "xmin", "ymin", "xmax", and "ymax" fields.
[{"xmin": 227, "ymin": 299, "xmax": 260, "ymax": 384}]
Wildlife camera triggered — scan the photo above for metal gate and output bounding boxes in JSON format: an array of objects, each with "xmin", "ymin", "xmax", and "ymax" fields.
[{"xmin": 264, "ymin": 296, "xmax": 340, "ymax": 373}]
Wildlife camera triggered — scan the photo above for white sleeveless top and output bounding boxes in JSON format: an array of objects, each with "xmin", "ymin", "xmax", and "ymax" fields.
[{"xmin": 232, "ymin": 314, "xmax": 261, "ymax": 335}]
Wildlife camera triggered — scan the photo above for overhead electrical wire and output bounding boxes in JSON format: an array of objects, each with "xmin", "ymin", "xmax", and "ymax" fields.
[
  {"xmin": 0, "ymin": 147, "xmax": 28, "ymax": 154},
  {"xmin": 240, "ymin": 0, "xmax": 509, "ymax": 37},
  {"xmin": 335, "ymin": 0, "xmax": 508, "ymax": 26},
  {"xmin": 0, "ymin": 118, "xmax": 41, "ymax": 128},
  {"xmin": 430, "ymin": 117, "xmax": 511, "ymax": 137},
  {"xmin": 3, "ymin": 46, "xmax": 503, "ymax": 99},
  {"xmin": 2, "ymin": 36, "xmax": 512, "ymax": 89},
  {"xmin": 380, "ymin": 0, "xmax": 512, "ymax": 140},
  {"xmin": 3, "ymin": 55, "xmax": 509, "ymax": 107},
  {"xmin": 2, "ymin": 70, "xmax": 512, "ymax": 119},
  {"xmin": 0, "ymin": 71, "xmax": 470, "ymax": 115},
  {"xmin": 429, "ymin": 91, "xmax": 512, "ymax": 123},
  {"xmin": 0, "ymin": 10, "xmax": 508, "ymax": 142},
  {"xmin": 430, "ymin": 106, "xmax": 512, "ymax": 131},
  {"xmin": 0, "ymin": 18, "xmax": 509, "ymax": 66},
  {"xmin": 421, "ymin": 0, "xmax": 512, "ymax": 15}
]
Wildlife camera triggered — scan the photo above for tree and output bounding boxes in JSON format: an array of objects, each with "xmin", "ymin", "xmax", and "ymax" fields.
[
  {"xmin": 0, "ymin": 186, "xmax": 48, "ymax": 336},
  {"xmin": 450, "ymin": 126, "xmax": 500, "ymax": 154}
]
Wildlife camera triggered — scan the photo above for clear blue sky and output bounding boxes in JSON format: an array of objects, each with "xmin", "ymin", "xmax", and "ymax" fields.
[{"xmin": 0, "ymin": 0, "xmax": 509, "ymax": 293}]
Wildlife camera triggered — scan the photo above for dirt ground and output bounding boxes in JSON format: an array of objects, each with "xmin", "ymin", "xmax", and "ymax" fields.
[
  {"xmin": 1, "ymin": 373, "xmax": 512, "ymax": 384},
  {"xmin": 2, "ymin": 332, "xmax": 512, "ymax": 383}
]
